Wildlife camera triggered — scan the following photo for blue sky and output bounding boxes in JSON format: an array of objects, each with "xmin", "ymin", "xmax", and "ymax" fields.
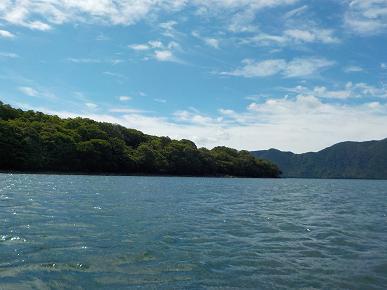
[{"xmin": 1, "ymin": 0, "xmax": 387, "ymax": 153}]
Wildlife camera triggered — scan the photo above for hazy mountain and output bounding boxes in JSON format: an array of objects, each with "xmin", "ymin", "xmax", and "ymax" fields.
[{"xmin": 252, "ymin": 139, "xmax": 387, "ymax": 179}]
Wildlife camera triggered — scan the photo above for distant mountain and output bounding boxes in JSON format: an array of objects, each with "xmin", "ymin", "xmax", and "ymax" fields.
[{"xmin": 252, "ymin": 139, "xmax": 387, "ymax": 179}]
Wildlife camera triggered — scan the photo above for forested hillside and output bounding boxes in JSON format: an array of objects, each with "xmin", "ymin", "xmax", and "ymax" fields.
[
  {"xmin": 252, "ymin": 139, "xmax": 387, "ymax": 179},
  {"xmin": 0, "ymin": 102, "xmax": 280, "ymax": 177}
]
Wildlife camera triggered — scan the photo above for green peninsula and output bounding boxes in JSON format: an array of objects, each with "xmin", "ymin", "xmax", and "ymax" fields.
[{"xmin": 0, "ymin": 102, "xmax": 279, "ymax": 178}]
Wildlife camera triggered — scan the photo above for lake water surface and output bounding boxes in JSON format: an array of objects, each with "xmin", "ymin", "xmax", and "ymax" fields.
[{"xmin": 1, "ymin": 174, "xmax": 386, "ymax": 289}]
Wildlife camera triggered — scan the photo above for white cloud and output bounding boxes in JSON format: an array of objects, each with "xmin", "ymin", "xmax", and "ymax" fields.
[
  {"xmin": 0, "ymin": 0, "xmax": 299, "ymax": 30},
  {"xmin": 246, "ymin": 28, "xmax": 339, "ymax": 46},
  {"xmin": 0, "ymin": 29, "xmax": 14, "ymax": 38},
  {"xmin": 154, "ymin": 50, "xmax": 174, "ymax": 62},
  {"xmin": 192, "ymin": 31, "xmax": 220, "ymax": 48},
  {"xmin": 227, "ymin": 9, "xmax": 258, "ymax": 32},
  {"xmin": 283, "ymin": 5, "xmax": 308, "ymax": 19},
  {"xmin": 345, "ymin": 0, "xmax": 387, "ymax": 35},
  {"xmin": 119, "ymin": 96, "xmax": 132, "ymax": 101},
  {"xmin": 129, "ymin": 40, "xmax": 181, "ymax": 62},
  {"xmin": 159, "ymin": 20, "xmax": 178, "ymax": 38},
  {"xmin": 16, "ymin": 85, "xmax": 58, "ymax": 100},
  {"xmin": 154, "ymin": 98, "xmax": 167, "ymax": 103},
  {"xmin": 286, "ymin": 58, "xmax": 335, "ymax": 77},
  {"xmin": 288, "ymin": 82, "xmax": 387, "ymax": 99},
  {"xmin": 85, "ymin": 102, "xmax": 98, "ymax": 109},
  {"xmin": 128, "ymin": 44, "xmax": 150, "ymax": 51},
  {"xmin": 67, "ymin": 58, "xmax": 123, "ymax": 64},
  {"xmin": 109, "ymin": 108, "xmax": 144, "ymax": 114},
  {"xmin": 381, "ymin": 63, "xmax": 387, "ymax": 70},
  {"xmin": 368, "ymin": 101, "xmax": 382, "ymax": 109},
  {"xmin": 0, "ymin": 1, "xmax": 185, "ymax": 30},
  {"xmin": 223, "ymin": 57, "xmax": 334, "ymax": 78},
  {"xmin": 19, "ymin": 86, "xmax": 38, "ymax": 97},
  {"xmin": 284, "ymin": 28, "xmax": 339, "ymax": 44}
]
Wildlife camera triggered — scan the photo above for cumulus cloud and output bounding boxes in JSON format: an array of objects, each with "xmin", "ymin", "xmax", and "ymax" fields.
[
  {"xmin": 222, "ymin": 57, "xmax": 334, "ymax": 78},
  {"xmin": 30, "ymin": 95, "xmax": 387, "ymax": 153}
]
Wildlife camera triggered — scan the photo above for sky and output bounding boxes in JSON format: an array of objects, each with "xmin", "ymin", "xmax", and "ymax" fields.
[{"xmin": 0, "ymin": 0, "xmax": 387, "ymax": 153}]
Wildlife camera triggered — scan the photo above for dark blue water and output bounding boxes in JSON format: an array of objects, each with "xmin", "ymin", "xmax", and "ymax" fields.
[{"xmin": 1, "ymin": 174, "xmax": 386, "ymax": 289}]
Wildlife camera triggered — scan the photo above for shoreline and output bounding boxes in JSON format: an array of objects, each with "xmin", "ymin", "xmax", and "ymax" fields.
[
  {"xmin": 1, "ymin": 170, "xmax": 386, "ymax": 181},
  {"xmin": 0, "ymin": 170, "xmax": 279, "ymax": 179}
]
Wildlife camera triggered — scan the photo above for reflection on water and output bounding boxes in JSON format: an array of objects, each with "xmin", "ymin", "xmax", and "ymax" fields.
[{"xmin": 1, "ymin": 174, "xmax": 387, "ymax": 289}]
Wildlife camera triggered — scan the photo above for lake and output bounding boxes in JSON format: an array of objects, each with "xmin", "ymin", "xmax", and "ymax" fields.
[{"xmin": 1, "ymin": 174, "xmax": 386, "ymax": 289}]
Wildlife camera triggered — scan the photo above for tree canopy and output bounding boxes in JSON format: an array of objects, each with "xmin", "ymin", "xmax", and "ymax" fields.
[{"xmin": 0, "ymin": 101, "xmax": 280, "ymax": 178}]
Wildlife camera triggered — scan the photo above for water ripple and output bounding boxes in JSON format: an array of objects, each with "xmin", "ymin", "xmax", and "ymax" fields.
[{"xmin": 0, "ymin": 174, "xmax": 386, "ymax": 289}]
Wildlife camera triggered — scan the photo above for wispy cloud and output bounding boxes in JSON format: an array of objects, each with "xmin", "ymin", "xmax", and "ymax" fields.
[
  {"xmin": 344, "ymin": 65, "xmax": 364, "ymax": 73},
  {"xmin": 159, "ymin": 20, "xmax": 179, "ymax": 38},
  {"xmin": 67, "ymin": 58, "xmax": 123, "ymax": 65},
  {"xmin": 154, "ymin": 98, "xmax": 167, "ymax": 103},
  {"xmin": 222, "ymin": 57, "xmax": 334, "ymax": 78},
  {"xmin": 109, "ymin": 108, "xmax": 146, "ymax": 114},
  {"xmin": 85, "ymin": 102, "xmax": 98, "ymax": 109},
  {"xmin": 0, "ymin": 52, "xmax": 19, "ymax": 58},
  {"xmin": 103, "ymin": 71, "xmax": 128, "ymax": 81},
  {"xmin": 344, "ymin": 0, "xmax": 387, "ymax": 35},
  {"xmin": 19, "ymin": 86, "xmax": 38, "ymax": 97},
  {"xmin": 18, "ymin": 86, "xmax": 58, "ymax": 100},
  {"xmin": 0, "ymin": 1, "xmax": 183, "ymax": 29},
  {"xmin": 192, "ymin": 31, "xmax": 220, "ymax": 48},
  {"xmin": 0, "ymin": 0, "xmax": 301, "ymax": 33},
  {"xmin": 287, "ymin": 82, "xmax": 387, "ymax": 100},
  {"xmin": 244, "ymin": 27, "xmax": 339, "ymax": 47},
  {"xmin": 0, "ymin": 29, "xmax": 14, "ymax": 38},
  {"xmin": 128, "ymin": 44, "xmax": 151, "ymax": 51}
]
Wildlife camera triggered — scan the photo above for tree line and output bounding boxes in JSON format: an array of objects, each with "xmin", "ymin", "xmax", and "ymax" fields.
[{"xmin": 0, "ymin": 101, "xmax": 280, "ymax": 178}]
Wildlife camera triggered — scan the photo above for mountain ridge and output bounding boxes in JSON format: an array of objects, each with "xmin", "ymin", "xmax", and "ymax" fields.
[{"xmin": 252, "ymin": 138, "xmax": 387, "ymax": 179}]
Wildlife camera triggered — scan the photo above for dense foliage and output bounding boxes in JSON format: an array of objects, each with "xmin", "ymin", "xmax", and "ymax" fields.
[
  {"xmin": 0, "ymin": 102, "xmax": 280, "ymax": 177},
  {"xmin": 252, "ymin": 139, "xmax": 387, "ymax": 179}
]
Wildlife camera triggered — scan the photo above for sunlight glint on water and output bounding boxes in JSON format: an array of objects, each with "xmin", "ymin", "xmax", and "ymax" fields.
[{"xmin": 1, "ymin": 174, "xmax": 387, "ymax": 289}]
